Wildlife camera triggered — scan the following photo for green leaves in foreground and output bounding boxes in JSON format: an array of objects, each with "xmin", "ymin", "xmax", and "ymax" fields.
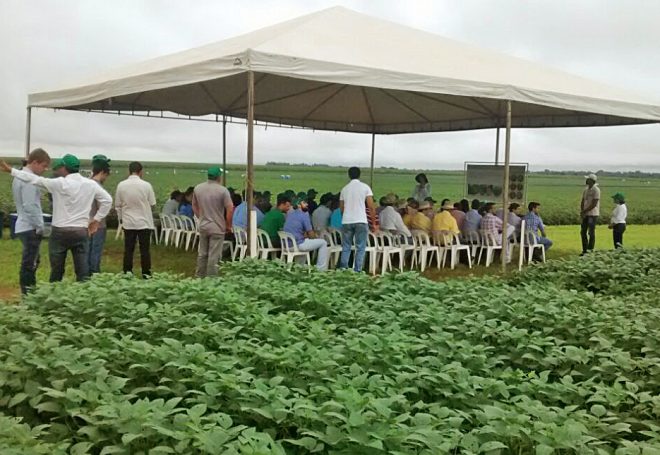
[{"xmin": 1, "ymin": 250, "xmax": 660, "ymax": 453}]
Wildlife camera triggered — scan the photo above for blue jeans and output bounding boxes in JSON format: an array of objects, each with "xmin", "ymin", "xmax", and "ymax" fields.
[
  {"xmin": 88, "ymin": 227, "xmax": 106, "ymax": 274},
  {"xmin": 17, "ymin": 230, "xmax": 42, "ymax": 294},
  {"xmin": 537, "ymin": 236, "xmax": 553, "ymax": 251},
  {"xmin": 340, "ymin": 223, "xmax": 368, "ymax": 272}
]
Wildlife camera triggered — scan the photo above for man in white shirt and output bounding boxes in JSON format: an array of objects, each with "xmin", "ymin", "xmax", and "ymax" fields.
[
  {"xmin": 378, "ymin": 193, "xmax": 411, "ymax": 237},
  {"xmin": 115, "ymin": 162, "xmax": 157, "ymax": 278},
  {"xmin": 339, "ymin": 167, "xmax": 377, "ymax": 272},
  {"xmin": 2, "ymin": 154, "xmax": 112, "ymax": 283},
  {"xmin": 10, "ymin": 149, "xmax": 50, "ymax": 294},
  {"xmin": 311, "ymin": 192, "xmax": 333, "ymax": 233}
]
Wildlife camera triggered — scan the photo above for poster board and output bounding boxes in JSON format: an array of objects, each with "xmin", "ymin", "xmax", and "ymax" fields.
[{"xmin": 464, "ymin": 163, "xmax": 528, "ymax": 205}]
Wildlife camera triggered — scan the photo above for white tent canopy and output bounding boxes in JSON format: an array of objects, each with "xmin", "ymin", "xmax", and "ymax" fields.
[{"xmin": 29, "ymin": 6, "xmax": 660, "ymax": 134}]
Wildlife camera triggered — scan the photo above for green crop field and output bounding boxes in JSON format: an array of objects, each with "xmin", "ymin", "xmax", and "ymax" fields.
[
  {"xmin": 2, "ymin": 250, "xmax": 660, "ymax": 453},
  {"xmin": 1, "ymin": 160, "xmax": 660, "ymax": 226}
]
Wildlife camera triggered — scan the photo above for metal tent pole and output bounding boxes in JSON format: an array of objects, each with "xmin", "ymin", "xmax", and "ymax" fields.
[
  {"xmin": 369, "ymin": 133, "xmax": 376, "ymax": 188},
  {"xmin": 500, "ymin": 101, "xmax": 512, "ymax": 272},
  {"xmin": 495, "ymin": 127, "xmax": 500, "ymax": 165},
  {"xmin": 222, "ymin": 115, "xmax": 227, "ymax": 186},
  {"xmin": 246, "ymin": 71, "xmax": 256, "ymax": 258},
  {"xmin": 24, "ymin": 107, "xmax": 32, "ymax": 159}
]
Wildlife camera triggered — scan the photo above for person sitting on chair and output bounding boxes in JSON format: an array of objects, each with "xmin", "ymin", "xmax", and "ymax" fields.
[
  {"xmin": 523, "ymin": 201, "xmax": 552, "ymax": 251},
  {"xmin": 283, "ymin": 194, "xmax": 328, "ymax": 271}
]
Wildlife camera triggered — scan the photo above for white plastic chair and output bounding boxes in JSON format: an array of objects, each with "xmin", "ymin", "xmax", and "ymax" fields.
[
  {"xmin": 115, "ymin": 220, "xmax": 124, "ymax": 240},
  {"xmin": 171, "ymin": 216, "xmax": 187, "ymax": 248},
  {"xmin": 415, "ymin": 230, "xmax": 442, "ymax": 272},
  {"xmin": 181, "ymin": 217, "xmax": 197, "ymax": 251},
  {"xmin": 477, "ymin": 230, "xmax": 502, "ymax": 267},
  {"xmin": 378, "ymin": 232, "xmax": 404, "ymax": 273},
  {"xmin": 395, "ymin": 233, "xmax": 418, "ymax": 271},
  {"xmin": 321, "ymin": 231, "xmax": 343, "ymax": 269},
  {"xmin": 159, "ymin": 215, "xmax": 174, "ymax": 246},
  {"xmin": 232, "ymin": 226, "xmax": 248, "ymax": 261},
  {"xmin": 364, "ymin": 232, "xmax": 382, "ymax": 275},
  {"xmin": 257, "ymin": 229, "xmax": 281, "ymax": 260},
  {"xmin": 442, "ymin": 232, "xmax": 472, "ymax": 270},
  {"xmin": 277, "ymin": 231, "xmax": 311, "ymax": 269},
  {"xmin": 524, "ymin": 230, "xmax": 546, "ymax": 264},
  {"xmin": 464, "ymin": 230, "xmax": 482, "ymax": 260}
]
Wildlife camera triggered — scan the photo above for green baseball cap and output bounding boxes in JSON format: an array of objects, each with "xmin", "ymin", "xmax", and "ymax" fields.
[
  {"xmin": 61, "ymin": 154, "xmax": 80, "ymax": 172},
  {"xmin": 612, "ymin": 192, "xmax": 625, "ymax": 202},
  {"xmin": 51, "ymin": 158, "xmax": 65, "ymax": 170},
  {"xmin": 92, "ymin": 154, "xmax": 111, "ymax": 164},
  {"xmin": 207, "ymin": 166, "xmax": 223, "ymax": 179}
]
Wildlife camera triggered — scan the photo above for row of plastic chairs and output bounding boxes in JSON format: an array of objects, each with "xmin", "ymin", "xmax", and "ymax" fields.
[{"xmin": 159, "ymin": 214, "xmax": 199, "ymax": 250}]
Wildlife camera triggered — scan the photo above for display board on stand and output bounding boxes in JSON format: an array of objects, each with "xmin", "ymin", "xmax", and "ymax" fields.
[{"xmin": 464, "ymin": 162, "xmax": 529, "ymax": 205}]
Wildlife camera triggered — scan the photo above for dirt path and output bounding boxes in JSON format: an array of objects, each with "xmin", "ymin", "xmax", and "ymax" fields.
[{"xmin": 0, "ymin": 287, "xmax": 19, "ymax": 303}]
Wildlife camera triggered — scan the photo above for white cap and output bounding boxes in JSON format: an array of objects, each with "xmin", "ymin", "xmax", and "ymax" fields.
[{"xmin": 584, "ymin": 173, "xmax": 598, "ymax": 182}]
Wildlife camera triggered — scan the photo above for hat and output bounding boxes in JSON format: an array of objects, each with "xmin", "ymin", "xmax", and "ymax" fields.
[
  {"xmin": 441, "ymin": 202, "xmax": 455, "ymax": 210},
  {"xmin": 397, "ymin": 200, "xmax": 409, "ymax": 210},
  {"xmin": 307, "ymin": 188, "xmax": 318, "ymax": 196},
  {"xmin": 61, "ymin": 154, "xmax": 80, "ymax": 172},
  {"xmin": 91, "ymin": 154, "xmax": 111, "ymax": 165},
  {"xmin": 418, "ymin": 201, "xmax": 432, "ymax": 211},
  {"xmin": 207, "ymin": 166, "xmax": 223, "ymax": 179},
  {"xmin": 51, "ymin": 158, "xmax": 65, "ymax": 170},
  {"xmin": 585, "ymin": 173, "xmax": 598, "ymax": 182},
  {"xmin": 384, "ymin": 193, "xmax": 398, "ymax": 205},
  {"xmin": 612, "ymin": 192, "xmax": 625, "ymax": 202},
  {"xmin": 424, "ymin": 196, "xmax": 437, "ymax": 204}
]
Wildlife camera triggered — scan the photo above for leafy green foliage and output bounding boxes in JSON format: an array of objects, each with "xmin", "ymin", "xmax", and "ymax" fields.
[{"xmin": 1, "ymin": 251, "xmax": 660, "ymax": 453}]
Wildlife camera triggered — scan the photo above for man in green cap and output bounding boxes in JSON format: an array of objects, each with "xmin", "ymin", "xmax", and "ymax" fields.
[
  {"xmin": 609, "ymin": 192, "xmax": 627, "ymax": 249},
  {"xmin": 88, "ymin": 156, "xmax": 112, "ymax": 274},
  {"xmin": 192, "ymin": 166, "xmax": 234, "ymax": 278},
  {"xmin": 51, "ymin": 158, "xmax": 66, "ymax": 178},
  {"xmin": 1, "ymin": 154, "xmax": 113, "ymax": 283}
]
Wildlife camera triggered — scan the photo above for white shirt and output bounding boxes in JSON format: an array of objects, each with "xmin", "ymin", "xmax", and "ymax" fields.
[
  {"xmin": 412, "ymin": 183, "xmax": 431, "ymax": 202},
  {"xmin": 115, "ymin": 175, "xmax": 156, "ymax": 230},
  {"xmin": 11, "ymin": 168, "xmax": 112, "ymax": 229},
  {"xmin": 312, "ymin": 205, "xmax": 332, "ymax": 231},
  {"xmin": 12, "ymin": 167, "xmax": 44, "ymax": 234},
  {"xmin": 339, "ymin": 179, "xmax": 373, "ymax": 225},
  {"xmin": 611, "ymin": 204, "xmax": 627, "ymax": 224},
  {"xmin": 379, "ymin": 206, "xmax": 411, "ymax": 237}
]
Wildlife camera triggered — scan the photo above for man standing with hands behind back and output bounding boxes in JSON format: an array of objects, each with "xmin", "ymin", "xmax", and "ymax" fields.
[
  {"xmin": 115, "ymin": 162, "xmax": 156, "ymax": 278},
  {"xmin": 580, "ymin": 173, "xmax": 600, "ymax": 255}
]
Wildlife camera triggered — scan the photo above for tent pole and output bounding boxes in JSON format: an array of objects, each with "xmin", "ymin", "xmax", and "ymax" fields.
[
  {"xmin": 222, "ymin": 115, "xmax": 227, "ymax": 186},
  {"xmin": 369, "ymin": 133, "xmax": 376, "ymax": 188},
  {"xmin": 495, "ymin": 127, "xmax": 500, "ymax": 165},
  {"xmin": 246, "ymin": 71, "xmax": 256, "ymax": 258},
  {"xmin": 24, "ymin": 107, "xmax": 32, "ymax": 159},
  {"xmin": 500, "ymin": 101, "xmax": 512, "ymax": 273}
]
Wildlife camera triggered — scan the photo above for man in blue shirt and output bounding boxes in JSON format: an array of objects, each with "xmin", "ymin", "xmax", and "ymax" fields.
[
  {"xmin": 283, "ymin": 193, "xmax": 328, "ymax": 271},
  {"xmin": 463, "ymin": 199, "xmax": 482, "ymax": 236},
  {"xmin": 523, "ymin": 202, "xmax": 553, "ymax": 251},
  {"xmin": 12, "ymin": 149, "xmax": 51, "ymax": 294},
  {"xmin": 232, "ymin": 192, "xmax": 265, "ymax": 230}
]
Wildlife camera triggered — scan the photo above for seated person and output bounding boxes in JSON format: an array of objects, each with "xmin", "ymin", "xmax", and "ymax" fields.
[
  {"xmin": 410, "ymin": 201, "xmax": 433, "ymax": 233},
  {"xmin": 329, "ymin": 194, "xmax": 343, "ymax": 230},
  {"xmin": 506, "ymin": 203, "xmax": 523, "ymax": 235},
  {"xmin": 260, "ymin": 194, "xmax": 291, "ymax": 247},
  {"xmin": 481, "ymin": 202, "xmax": 516, "ymax": 262},
  {"xmin": 283, "ymin": 195, "xmax": 328, "ymax": 271},
  {"xmin": 463, "ymin": 198, "xmax": 482, "ymax": 236},
  {"xmin": 378, "ymin": 193, "xmax": 411, "ymax": 237},
  {"xmin": 162, "ymin": 190, "xmax": 182, "ymax": 216},
  {"xmin": 312, "ymin": 192, "xmax": 333, "ymax": 232},
  {"xmin": 450, "ymin": 201, "xmax": 466, "ymax": 231},
  {"xmin": 178, "ymin": 188, "xmax": 194, "ymax": 218},
  {"xmin": 432, "ymin": 202, "xmax": 460, "ymax": 240},
  {"xmin": 232, "ymin": 191, "xmax": 265, "ymax": 230},
  {"xmin": 523, "ymin": 202, "xmax": 552, "ymax": 250}
]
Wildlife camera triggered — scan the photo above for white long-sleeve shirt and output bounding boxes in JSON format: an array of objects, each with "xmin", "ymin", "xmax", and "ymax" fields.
[
  {"xmin": 379, "ymin": 206, "xmax": 412, "ymax": 237},
  {"xmin": 611, "ymin": 204, "xmax": 627, "ymax": 224},
  {"xmin": 12, "ymin": 167, "xmax": 44, "ymax": 234},
  {"xmin": 11, "ymin": 168, "xmax": 112, "ymax": 228},
  {"xmin": 115, "ymin": 175, "xmax": 156, "ymax": 230}
]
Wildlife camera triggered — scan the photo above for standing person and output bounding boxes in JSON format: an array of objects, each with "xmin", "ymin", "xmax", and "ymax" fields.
[
  {"xmin": 2, "ymin": 154, "xmax": 112, "ymax": 283},
  {"xmin": 523, "ymin": 202, "xmax": 553, "ymax": 251},
  {"xmin": 411, "ymin": 173, "xmax": 431, "ymax": 203},
  {"xmin": 115, "ymin": 162, "xmax": 156, "ymax": 278},
  {"xmin": 88, "ymin": 155, "xmax": 112, "ymax": 275},
  {"xmin": 609, "ymin": 192, "xmax": 627, "ymax": 249},
  {"xmin": 10, "ymin": 149, "xmax": 50, "ymax": 294},
  {"xmin": 580, "ymin": 173, "xmax": 601, "ymax": 255},
  {"xmin": 283, "ymin": 194, "xmax": 329, "ymax": 271},
  {"xmin": 339, "ymin": 167, "xmax": 377, "ymax": 272},
  {"xmin": 192, "ymin": 167, "xmax": 234, "ymax": 278}
]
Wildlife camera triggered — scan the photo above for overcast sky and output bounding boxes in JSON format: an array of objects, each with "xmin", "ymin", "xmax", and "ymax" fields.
[{"xmin": 1, "ymin": 0, "xmax": 659, "ymax": 171}]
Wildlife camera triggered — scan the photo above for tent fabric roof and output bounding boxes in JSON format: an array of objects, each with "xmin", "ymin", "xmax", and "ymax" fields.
[{"xmin": 28, "ymin": 6, "xmax": 660, "ymax": 134}]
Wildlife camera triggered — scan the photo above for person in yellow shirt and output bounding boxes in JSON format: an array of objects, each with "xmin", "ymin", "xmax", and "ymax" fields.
[
  {"xmin": 433, "ymin": 202, "xmax": 460, "ymax": 236},
  {"xmin": 403, "ymin": 200, "xmax": 418, "ymax": 228},
  {"xmin": 410, "ymin": 201, "xmax": 433, "ymax": 233}
]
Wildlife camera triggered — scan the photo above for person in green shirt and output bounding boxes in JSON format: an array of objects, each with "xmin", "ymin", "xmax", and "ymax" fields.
[{"xmin": 260, "ymin": 194, "xmax": 292, "ymax": 247}]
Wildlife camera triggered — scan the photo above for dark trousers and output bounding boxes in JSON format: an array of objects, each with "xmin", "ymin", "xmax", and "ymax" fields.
[
  {"xmin": 613, "ymin": 223, "xmax": 626, "ymax": 249},
  {"xmin": 580, "ymin": 216, "xmax": 598, "ymax": 253},
  {"xmin": 123, "ymin": 229, "xmax": 152, "ymax": 277},
  {"xmin": 17, "ymin": 230, "xmax": 42, "ymax": 294},
  {"xmin": 49, "ymin": 227, "xmax": 90, "ymax": 282}
]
